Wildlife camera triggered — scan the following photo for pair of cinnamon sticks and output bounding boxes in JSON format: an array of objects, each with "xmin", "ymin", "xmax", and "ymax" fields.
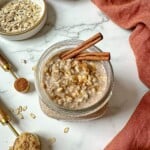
[{"xmin": 60, "ymin": 33, "xmax": 110, "ymax": 61}]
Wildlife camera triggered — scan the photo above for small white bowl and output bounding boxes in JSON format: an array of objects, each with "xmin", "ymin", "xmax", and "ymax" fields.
[{"xmin": 0, "ymin": 0, "xmax": 47, "ymax": 40}]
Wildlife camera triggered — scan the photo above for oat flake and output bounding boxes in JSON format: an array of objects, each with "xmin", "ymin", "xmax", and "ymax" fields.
[{"xmin": 64, "ymin": 127, "xmax": 70, "ymax": 133}]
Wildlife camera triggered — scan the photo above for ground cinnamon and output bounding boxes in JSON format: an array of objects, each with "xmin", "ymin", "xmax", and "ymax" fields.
[{"xmin": 14, "ymin": 78, "xmax": 30, "ymax": 93}]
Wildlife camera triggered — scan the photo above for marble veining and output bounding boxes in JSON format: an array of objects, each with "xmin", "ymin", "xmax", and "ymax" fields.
[{"xmin": 53, "ymin": 22, "xmax": 107, "ymax": 38}]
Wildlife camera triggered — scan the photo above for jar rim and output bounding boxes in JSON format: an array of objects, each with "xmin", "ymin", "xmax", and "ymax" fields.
[{"xmin": 35, "ymin": 39, "xmax": 114, "ymax": 117}]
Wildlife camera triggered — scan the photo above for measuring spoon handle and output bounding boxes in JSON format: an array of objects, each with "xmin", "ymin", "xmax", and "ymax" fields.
[
  {"xmin": 0, "ymin": 107, "xmax": 10, "ymax": 125},
  {"xmin": 0, "ymin": 53, "xmax": 11, "ymax": 71}
]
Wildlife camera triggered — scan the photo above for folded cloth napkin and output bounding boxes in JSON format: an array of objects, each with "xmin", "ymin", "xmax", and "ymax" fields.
[
  {"xmin": 92, "ymin": 0, "xmax": 150, "ymax": 88},
  {"xmin": 105, "ymin": 91, "xmax": 150, "ymax": 150},
  {"xmin": 92, "ymin": 0, "xmax": 150, "ymax": 149}
]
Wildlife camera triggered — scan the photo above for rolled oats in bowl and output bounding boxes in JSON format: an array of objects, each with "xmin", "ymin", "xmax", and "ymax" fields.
[
  {"xmin": 0, "ymin": 0, "xmax": 41, "ymax": 33},
  {"xmin": 0, "ymin": 0, "xmax": 47, "ymax": 40},
  {"xmin": 35, "ymin": 40, "xmax": 114, "ymax": 121}
]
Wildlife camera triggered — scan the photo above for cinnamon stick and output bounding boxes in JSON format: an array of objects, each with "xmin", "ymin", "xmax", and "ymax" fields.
[
  {"xmin": 60, "ymin": 33, "xmax": 103, "ymax": 60},
  {"xmin": 76, "ymin": 55, "xmax": 110, "ymax": 61},
  {"xmin": 77, "ymin": 52, "xmax": 110, "ymax": 57}
]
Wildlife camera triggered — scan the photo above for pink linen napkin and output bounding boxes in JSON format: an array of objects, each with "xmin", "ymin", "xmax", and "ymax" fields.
[
  {"xmin": 92, "ymin": 0, "xmax": 150, "ymax": 149},
  {"xmin": 105, "ymin": 91, "xmax": 150, "ymax": 150},
  {"xmin": 92, "ymin": 0, "xmax": 150, "ymax": 88}
]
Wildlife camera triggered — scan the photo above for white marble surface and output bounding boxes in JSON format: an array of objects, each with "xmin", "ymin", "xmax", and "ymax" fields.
[{"xmin": 0, "ymin": 0, "xmax": 148, "ymax": 150}]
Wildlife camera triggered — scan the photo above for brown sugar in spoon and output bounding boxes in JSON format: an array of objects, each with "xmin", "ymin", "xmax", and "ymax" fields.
[
  {"xmin": 0, "ymin": 53, "xmax": 30, "ymax": 93},
  {"xmin": 0, "ymin": 103, "xmax": 41, "ymax": 150}
]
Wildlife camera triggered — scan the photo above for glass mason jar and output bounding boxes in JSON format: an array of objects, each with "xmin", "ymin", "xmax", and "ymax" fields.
[{"xmin": 35, "ymin": 40, "xmax": 114, "ymax": 121}]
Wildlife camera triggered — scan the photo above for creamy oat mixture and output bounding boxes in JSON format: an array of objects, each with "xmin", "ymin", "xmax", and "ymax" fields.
[
  {"xmin": 42, "ymin": 55, "xmax": 107, "ymax": 110},
  {"xmin": 0, "ymin": 0, "xmax": 41, "ymax": 33}
]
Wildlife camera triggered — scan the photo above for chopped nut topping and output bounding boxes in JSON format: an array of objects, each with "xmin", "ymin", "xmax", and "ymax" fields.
[
  {"xmin": 0, "ymin": 0, "xmax": 41, "ymax": 33},
  {"xmin": 43, "ymin": 55, "xmax": 107, "ymax": 110}
]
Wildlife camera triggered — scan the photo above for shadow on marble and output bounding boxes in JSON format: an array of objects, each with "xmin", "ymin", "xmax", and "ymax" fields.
[
  {"xmin": 0, "ymin": 49, "xmax": 18, "ymax": 72},
  {"xmin": 104, "ymin": 76, "xmax": 138, "ymax": 118},
  {"xmin": 31, "ymin": 2, "xmax": 57, "ymax": 39},
  {"xmin": 39, "ymin": 134, "xmax": 52, "ymax": 150},
  {"xmin": 0, "ymin": 97, "xmax": 19, "ymax": 125},
  {"xmin": 28, "ymin": 81, "xmax": 35, "ymax": 93}
]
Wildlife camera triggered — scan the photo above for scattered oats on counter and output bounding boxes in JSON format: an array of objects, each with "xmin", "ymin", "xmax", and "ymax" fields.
[
  {"xmin": 30, "ymin": 113, "xmax": 36, "ymax": 119},
  {"xmin": 18, "ymin": 106, "xmax": 23, "ymax": 112},
  {"xmin": 11, "ymin": 105, "xmax": 37, "ymax": 120},
  {"xmin": 64, "ymin": 127, "xmax": 70, "ymax": 133},
  {"xmin": 11, "ymin": 105, "xmax": 28, "ymax": 115},
  {"xmin": 22, "ymin": 106, "xmax": 28, "ymax": 111},
  {"xmin": 18, "ymin": 113, "xmax": 24, "ymax": 119},
  {"xmin": 48, "ymin": 137, "xmax": 56, "ymax": 145},
  {"xmin": 0, "ymin": 0, "xmax": 41, "ymax": 33}
]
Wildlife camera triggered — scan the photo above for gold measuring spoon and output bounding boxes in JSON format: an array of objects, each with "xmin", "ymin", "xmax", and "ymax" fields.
[
  {"xmin": 0, "ymin": 53, "xmax": 30, "ymax": 93},
  {"xmin": 0, "ymin": 106, "xmax": 19, "ymax": 137},
  {"xmin": 0, "ymin": 105, "xmax": 41, "ymax": 149}
]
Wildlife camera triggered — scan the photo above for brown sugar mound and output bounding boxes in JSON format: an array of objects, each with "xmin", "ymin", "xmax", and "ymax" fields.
[{"xmin": 11, "ymin": 132, "xmax": 41, "ymax": 150}]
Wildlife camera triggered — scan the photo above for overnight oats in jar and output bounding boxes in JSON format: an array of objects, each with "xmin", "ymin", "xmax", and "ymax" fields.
[{"xmin": 35, "ymin": 39, "xmax": 114, "ymax": 121}]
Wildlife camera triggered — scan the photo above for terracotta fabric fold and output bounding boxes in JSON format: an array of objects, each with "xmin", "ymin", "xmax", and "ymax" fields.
[
  {"xmin": 92, "ymin": 0, "xmax": 150, "ymax": 88},
  {"xmin": 91, "ymin": 0, "xmax": 150, "ymax": 149},
  {"xmin": 105, "ymin": 91, "xmax": 150, "ymax": 150}
]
